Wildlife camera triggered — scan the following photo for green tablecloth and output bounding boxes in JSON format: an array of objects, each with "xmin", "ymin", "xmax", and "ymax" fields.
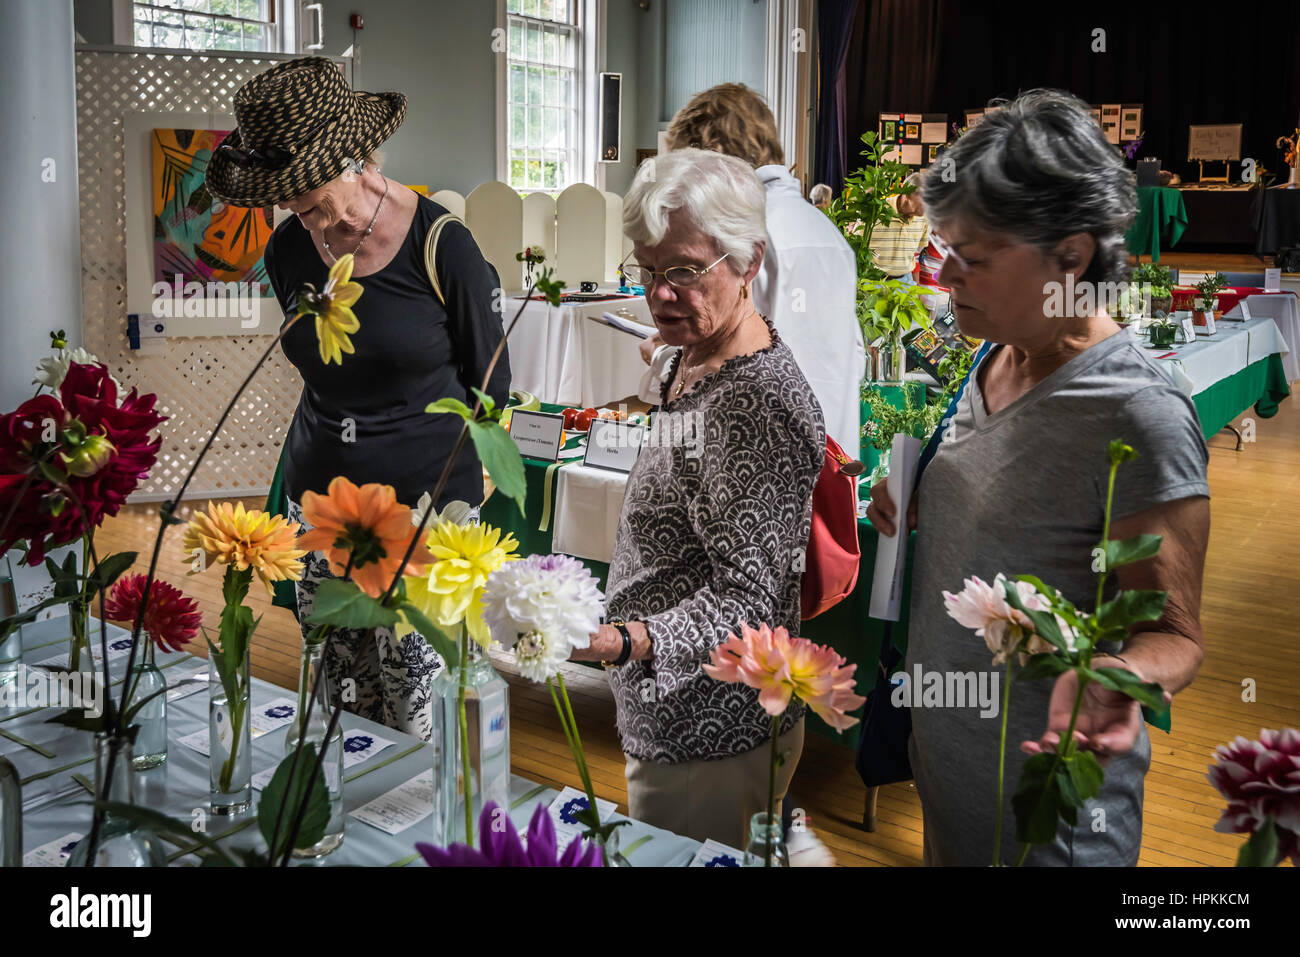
[
  {"xmin": 1190, "ymin": 352, "xmax": 1291, "ymax": 439},
  {"xmin": 1125, "ymin": 186, "xmax": 1188, "ymax": 262}
]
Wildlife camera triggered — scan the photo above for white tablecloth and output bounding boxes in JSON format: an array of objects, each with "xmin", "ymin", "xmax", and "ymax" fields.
[
  {"xmin": 1145, "ymin": 316, "xmax": 1289, "ymax": 396},
  {"xmin": 551, "ymin": 464, "xmax": 631, "ymax": 564},
  {"xmin": 1222, "ymin": 294, "xmax": 1300, "ymax": 383},
  {"xmin": 506, "ymin": 291, "xmax": 655, "ymax": 408}
]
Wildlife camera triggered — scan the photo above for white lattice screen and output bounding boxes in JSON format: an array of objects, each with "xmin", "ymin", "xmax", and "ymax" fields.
[{"xmin": 76, "ymin": 49, "xmax": 316, "ymax": 502}]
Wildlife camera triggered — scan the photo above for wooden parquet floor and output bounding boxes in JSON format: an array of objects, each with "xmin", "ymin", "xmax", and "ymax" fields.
[{"xmin": 93, "ymin": 385, "xmax": 1300, "ymax": 866}]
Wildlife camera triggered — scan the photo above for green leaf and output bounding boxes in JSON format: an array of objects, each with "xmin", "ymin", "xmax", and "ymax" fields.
[
  {"xmin": 425, "ymin": 397, "xmax": 474, "ymax": 421},
  {"xmin": 469, "ymin": 387, "xmax": 497, "ymax": 417},
  {"xmin": 1103, "ymin": 534, "xmax": 1162, "ymax": 571},
  {"xmin": 396, "ymin": 602, "xmax": 460, "ymax": 669},
  {"xmin": 258, "ymin": 744, "xmax": 331, "ymax": 859},
  {"xmin": 1012, "ymin": 752, "xmax": 1061, "ymax": 845},
  {"xmin": 222, "ymin": 564, "xmax": 253, "ymax": 608},
  {"xmin": 46, "ymin": 706, "xmax": 106, "ymax": 735},
  {"xmin": 305, "ymin": 578, "xmax": 400, "ymax": 630},
  {"xmin": 1095, "ymin": 589, "xmax": 1167, "ymax": 631},
  {"xmin": 1066, "ymin": 750, "xmax": 1105, "ymax": 803},
  {"xmin": 1014, "ymin": 653, "xmax": 1072, "ymax": 683},
  {"xmin": 86, "ymin": 551, "xmax": 138, "ymax": 597},
  {"xmin": 205, "ymin": 631, "xmax": 238, "ymax": 711},
  {"xmin": 1090, "ymin": 667, "xmax": 1169, "ymax": 716},
  {"xmin": 1235, "ymin": 816, "xmax": 1280, "ymax": 867},
  {"xmin": 467, "ymin": 419, "xmax": 526, "ymax": 517}
]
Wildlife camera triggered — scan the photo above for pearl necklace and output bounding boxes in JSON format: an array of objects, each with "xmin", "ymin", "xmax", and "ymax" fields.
[{"xmin": 322, "ymin": 170, "xmax": 390, "ymax": 263}]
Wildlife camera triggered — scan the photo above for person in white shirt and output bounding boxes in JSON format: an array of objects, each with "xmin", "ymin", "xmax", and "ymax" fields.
[{"xmin": 638, "ymin": 83, "xmax": 865, "ymax": 463}]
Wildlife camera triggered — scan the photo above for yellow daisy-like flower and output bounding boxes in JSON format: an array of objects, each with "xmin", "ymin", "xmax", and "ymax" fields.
[
  {"xmin": 182, "ymin": 500, "xmax": 307, "ymax": 593},
  {"xmin": 400, "ymin": 518, "xmax": 519, "ymax": 647},
  {"xmin": 295, "ymin": 253, "xmax": 363, "ymax": 366}
]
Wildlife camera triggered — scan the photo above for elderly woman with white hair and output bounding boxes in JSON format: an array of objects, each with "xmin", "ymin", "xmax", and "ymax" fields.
[
  {"xmin": 866, "ymin": 90, "xmax": 1210, "ymax": 866},
  {"xmin": 570, "ymin": 148, "xmax": 825, "ymax": 847}
]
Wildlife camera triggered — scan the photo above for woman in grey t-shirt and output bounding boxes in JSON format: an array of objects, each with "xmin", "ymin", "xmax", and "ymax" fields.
[{"xmin": 865, "ymin": 90, "xmax": 1211, "ymax": 865}]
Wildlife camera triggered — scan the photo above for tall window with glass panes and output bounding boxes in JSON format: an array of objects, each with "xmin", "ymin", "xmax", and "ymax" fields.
[
  {"xmin": 505, "ymin": 1, "xmax": 581, "ymax": 191},
  {"xmin": 133, "ymin": 0, "xmax": 280, "ymax": 52}
]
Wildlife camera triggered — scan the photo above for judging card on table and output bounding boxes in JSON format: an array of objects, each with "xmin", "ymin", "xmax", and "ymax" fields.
[
  {"xmin": 23, "ymin": 832, "xmax": 84, "ymax": 867},
  {"xmin": 179, "ymin": 696, "xmax": 298, "ymax": 756},
  {"xmin": 165, "ymin": 664, "xmax": 209, "ymax": 701},
  {"xmin": 36, "ymin": 634, "xmax": 136, "ymax": 669},
  {"xmin": 539, "ymin": 787, "xmax": 619, "ymax": 847},
  {"xmin": 252, "ymin": 731, "xmax": 396, "ymax": 790},
  {"xmin": 350, "ymin": 769, "xmax": 434, "ymax": 835},
  {"xmin": 508, "ymin": 409, "xmax": 564, "ymax": 462},
  {"xmin": 689, "ymin": 838, "xmax": 746, "ymax": 867}
]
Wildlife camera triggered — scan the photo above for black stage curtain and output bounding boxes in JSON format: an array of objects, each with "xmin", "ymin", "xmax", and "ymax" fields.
[
  {"xmin": 834, "ymin": 0, "xmax": 1300, "ymax": 186},
  {"xmin": 814, "ymin": 0, "xmax": 864, "ymax": 192}
]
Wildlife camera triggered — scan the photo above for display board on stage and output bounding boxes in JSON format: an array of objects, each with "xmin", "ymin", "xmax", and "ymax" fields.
[
  {"xmin": 879, "ymin": 111, "xmax": 949, "ymax": 169},
  {"xmin": 1188, "ymin": 124, "xmax": 1243, "ymax": 160}
]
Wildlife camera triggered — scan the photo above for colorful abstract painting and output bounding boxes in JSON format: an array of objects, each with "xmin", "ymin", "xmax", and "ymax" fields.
[{"xmin": 152, "ymin": 128, "xmax": 274, "ymax": 296}]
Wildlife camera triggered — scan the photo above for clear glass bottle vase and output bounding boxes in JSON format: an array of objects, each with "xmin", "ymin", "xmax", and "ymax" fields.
[
  {"xmin": 742, "ymin": 812, "xmax": 789, "ymax": 867},
  {"xmin": 67, "ymin": 733, "xmax": 165, "ymax": 867},
  {"xmin": 1, "ymin": 753, "xmax": 20, "ymax": 867},
  {"xmin": 432, "ymin": 634, "xmax": 510, "ymax": 846},
  {"xmin": 281, "ymin": 636, "xmax": 345, "ymax": 858},
  {"xmin": 127, "ymin": 641, "xmax": 167, "ymax": 770},
  {"xmin": 209, "ymin": 648, "xmax": 252, "ymax": 814}
]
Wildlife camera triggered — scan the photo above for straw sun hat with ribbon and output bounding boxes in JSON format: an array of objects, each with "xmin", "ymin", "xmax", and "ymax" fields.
[{"xmin": 206, "ymin": 56, "xmax": 406, "ymax": 208}]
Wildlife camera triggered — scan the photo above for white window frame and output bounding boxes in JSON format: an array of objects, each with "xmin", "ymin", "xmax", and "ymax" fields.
[
  {"xmin": 496, "ymin": 0, "xmax": 605, "ymax": 194},
  {"xmin": 114, "ymin": 0, "xmax": 301, "ymax": 54}
]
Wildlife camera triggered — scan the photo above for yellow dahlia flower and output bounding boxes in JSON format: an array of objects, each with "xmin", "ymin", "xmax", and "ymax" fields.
[
  {"xmin": 295, "ymin": 253, "xmax": 363, "ymax": 366},
  {"xmin": 182, "ymin": 500, "xmax": 307, "ymax": 593},
  {"xmin": 400, "ymin": 518, "xmax": 519, "ymax": 647}
]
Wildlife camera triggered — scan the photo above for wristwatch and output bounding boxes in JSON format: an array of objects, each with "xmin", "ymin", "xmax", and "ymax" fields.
[{"xmin": 602, "ymin": 619, "xmax": 632, "ymax": 669}]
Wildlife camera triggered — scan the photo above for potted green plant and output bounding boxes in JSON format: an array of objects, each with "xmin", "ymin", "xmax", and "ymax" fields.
[
  {"xmin": 1148, "ymin": 315, "xmax": 1177, "ymax": 348},
  {"xmin": 1132, "ymin": 263, "xmax": 1174, "ymax": 316},
  {"xmin": 1194, "ymin": 272, "xmax": 1227, "ymax": 318},
  {"xmin": 857, "ymin": 277, "xmax": 933, "ymax": 380}
]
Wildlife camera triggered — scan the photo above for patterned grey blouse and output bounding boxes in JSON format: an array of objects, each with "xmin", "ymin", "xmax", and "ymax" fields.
[{"xmin": 604, "ymin": 326, "xmax": 825, "ymax": 763}]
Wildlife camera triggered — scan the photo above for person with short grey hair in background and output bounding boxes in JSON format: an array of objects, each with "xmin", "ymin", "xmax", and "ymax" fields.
[
  {"xmin": 571, "ymin": 148, "xmax": 824, "ymax": 848},
  {"xmin": 809, "ymin": 183, "xmax": 833, "ymax": 209},
  {"xmin": 865, "ymin": 89, "xmax": 1210, "ymax": 866}
]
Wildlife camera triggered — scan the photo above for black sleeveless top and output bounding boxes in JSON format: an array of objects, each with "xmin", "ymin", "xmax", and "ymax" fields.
[{"xmin": 264, "ymin": 194, "xmax": 511, "ymax": 509}]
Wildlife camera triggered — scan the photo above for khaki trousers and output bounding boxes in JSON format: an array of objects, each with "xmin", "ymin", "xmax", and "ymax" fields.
[{"xmin": 624, "ymin": 718, "xmax": 805, "ymax": 848}]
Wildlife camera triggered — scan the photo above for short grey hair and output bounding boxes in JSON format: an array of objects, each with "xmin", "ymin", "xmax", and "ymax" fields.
[
  {"xmin": 623, "ymin": 148, "xmax": 767, "ymax": 274},
  {"xmin": 809, "ymin": 183, "xmax": 832, "ymax": 205},
  {"xmin": 921, "ymin": 89, "xmax": 1136, "ymax": 285}
]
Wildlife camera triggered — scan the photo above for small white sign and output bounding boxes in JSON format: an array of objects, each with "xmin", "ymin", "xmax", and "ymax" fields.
[
  {"xmin": 1263, "ymin": 268, "xmax": 1281, "ymax": 291},
  {"xmin": 1200, "ymin": 311, "xmax": 1217, "ymax": 335},
  {"xmin": 582, "ymin": 419, "xmax": 648, "ymax": 473},
  {"xmin": 350, "ymin": 769, "xmax": 434, "ymax": 835},
  {"xmin": 1180, "ymin": 316, "xmax": 1197, "ymax": 343},
  {"xmin": 1240, "ymin": 299, "xmax": 1252, "ymax": 320},
  {"xmin": 508, "ymin": 410, "xmax": 564, "ymax": 462}
]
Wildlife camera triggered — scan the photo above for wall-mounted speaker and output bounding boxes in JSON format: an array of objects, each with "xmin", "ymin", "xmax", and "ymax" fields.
[{"xmin": 599, "ymin": 72, "xmax": 622, "ymax": 164}]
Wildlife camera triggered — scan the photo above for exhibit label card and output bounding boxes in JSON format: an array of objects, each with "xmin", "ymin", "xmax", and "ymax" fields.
[
  {"xmin": 1264, "ymin": 268, "xmax": 1281, "ymax": 291},
  {"xmin": 351, "ymin": 769, "xmax": 434, "ymax": 835},
  {"xmin": 508, "ymin": 410, "xmax": 564, "ymax": 462},
  {"xmin": 583, "ymin": 419, "xmax": 647, "ymax": 473}
]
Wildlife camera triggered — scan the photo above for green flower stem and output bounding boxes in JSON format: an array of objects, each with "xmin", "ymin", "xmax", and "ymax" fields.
[
  {"xmin": 993, "ymin": 654, "xmax": 1012, "ymax": 866},
  {"xmin": 218, "ymin": 688, "xmax": 247, "ymax": 793},
  {"xmin": 767, "ymin": 713, "xmax": 779, "ymax": 868},
  {"xmin": 1014, "ymin": 673, "xmax": 1090, "ymax": 867},
  {"xmin": 556, "ymin": 674, "xmax": 595, "ymax": 802},
  {"xmin": 458, "ymin": 627, "xmax": 473, "ymax": 843}
]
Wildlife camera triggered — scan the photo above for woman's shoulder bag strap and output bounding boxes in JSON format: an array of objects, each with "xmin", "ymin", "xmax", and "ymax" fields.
[{"xmin": 422, "ymin": 212, "xmax": 464, "ymax": 306}]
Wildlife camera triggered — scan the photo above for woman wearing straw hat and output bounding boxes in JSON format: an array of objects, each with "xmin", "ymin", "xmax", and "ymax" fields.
[{"xmin": 207, "ymin": 57, "xmax": 511, "ymax": 740}]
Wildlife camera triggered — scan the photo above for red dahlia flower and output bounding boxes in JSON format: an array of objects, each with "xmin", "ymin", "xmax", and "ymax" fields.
[
  {"xmin": 103, "ymin": 573, "xmax": 202, "ymax": 653},
  {"xmin": 0, "ymin": 362, "xmax": 165, "ymax": 565}
]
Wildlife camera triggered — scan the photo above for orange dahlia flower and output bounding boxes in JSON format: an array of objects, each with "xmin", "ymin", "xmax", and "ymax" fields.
[
  {"xmin": 296, "ymin": 477, "xmax": 433, "ymax": 598},
  {"xmin": 704, "ymin": 622, "xmax": 866, "ymax": 732}
]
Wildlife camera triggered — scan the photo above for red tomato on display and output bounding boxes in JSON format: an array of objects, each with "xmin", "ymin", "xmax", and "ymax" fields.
[
  {"xmin": 561, "ymin": 408, "xmax": 580, "ymax": 430},
  {"xmin": 575, "ymin": 408, "xmax": 598, "ymax": 431}
]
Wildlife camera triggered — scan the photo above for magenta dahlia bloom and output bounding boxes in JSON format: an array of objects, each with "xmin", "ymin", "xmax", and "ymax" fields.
[
  {"xmin": 103, "ymin": 573, "xmax": 202, "ymax": 653},
  {"xmin": 1207, "ymin": 727, "xmax": 1300, "ymax": 865},
  {"xmin": 416, "ymin": 801, "xmax": 603, "ymax": 867}
]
